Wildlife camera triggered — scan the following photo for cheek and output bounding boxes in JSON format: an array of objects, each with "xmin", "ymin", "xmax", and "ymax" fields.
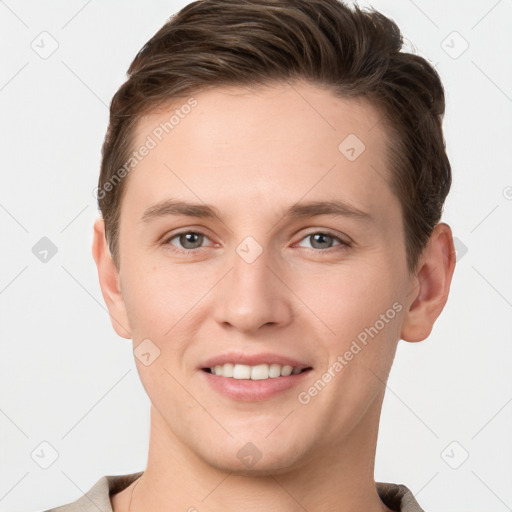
[
  {"xmin": 120, "ymin": 262, "xmax": 194, "ymax": 333},
  {"xmin": 298, "ymin": 266, "xmax": 393, "ymax": 332},
  {"xmin": 300, "ymin": 265, "xmax": 403, "ymax": 385}
]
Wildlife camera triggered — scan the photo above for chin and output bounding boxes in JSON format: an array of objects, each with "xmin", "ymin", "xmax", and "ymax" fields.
[
  {"xmin": 197, "ymin": 435, "xmax": 310, "ymax": 476},
  {"xmin": 205, "ymin": 453, "xmax": 303, "ymax": 477}
]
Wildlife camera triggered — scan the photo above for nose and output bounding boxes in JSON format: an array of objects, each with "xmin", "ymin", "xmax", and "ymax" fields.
[{"xmin": 212, "ymin": 243, "xmax": 293, "ymax": 334}]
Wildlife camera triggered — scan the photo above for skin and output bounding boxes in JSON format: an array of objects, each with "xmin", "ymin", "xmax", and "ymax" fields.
[{"xmin": 92, "ymin": 79, "xmax": 456, "ymax": 512}]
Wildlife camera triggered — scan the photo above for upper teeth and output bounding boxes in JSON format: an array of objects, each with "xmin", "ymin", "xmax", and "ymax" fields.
[{"xmin": 209, "ymin": 363, "xmax": 303, "ymax": 380}]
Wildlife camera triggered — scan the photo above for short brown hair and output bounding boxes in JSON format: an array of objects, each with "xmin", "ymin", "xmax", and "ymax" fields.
[{"xmin": 97, "ymin": 0, "xmax": 451, "ymax": 274}]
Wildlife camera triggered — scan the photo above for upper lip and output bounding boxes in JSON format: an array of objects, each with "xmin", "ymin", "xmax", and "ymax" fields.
[{"xmin": 199, "ymin": 352, "xmax": 312, "ymax": 370}]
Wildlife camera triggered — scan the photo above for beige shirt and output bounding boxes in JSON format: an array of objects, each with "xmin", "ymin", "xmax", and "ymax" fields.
[{"xmin": 43, "ymin": 471, "xmax": 425, "ymax": 511}]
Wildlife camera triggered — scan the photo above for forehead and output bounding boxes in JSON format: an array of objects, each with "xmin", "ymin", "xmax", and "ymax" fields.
[{"xmin": 122, "ymin": 80, "xmax": 398, "ymax": 228}]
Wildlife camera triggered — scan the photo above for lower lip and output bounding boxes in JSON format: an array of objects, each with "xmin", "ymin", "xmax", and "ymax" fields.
[{"xmin": 199, "ymin": 369, "xmax": 312, "ymax": 401}]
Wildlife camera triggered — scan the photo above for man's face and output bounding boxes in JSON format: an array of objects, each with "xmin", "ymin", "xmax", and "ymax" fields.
[{"xmin": 115, "ymin": 80, "xmax": 416, "ymax": 473}]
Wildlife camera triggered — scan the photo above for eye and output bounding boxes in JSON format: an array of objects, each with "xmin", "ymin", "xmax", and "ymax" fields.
[
  {"xmin": 162, "ymin": 229, "xmax": 351, "ymax": 254},
  {"xmin": 164, "ymin": 230, "xmax": 212, "ymax": 251},
  {"xmin": 295, "ymin": 231, "xmax": 350, "ymax": 252}
]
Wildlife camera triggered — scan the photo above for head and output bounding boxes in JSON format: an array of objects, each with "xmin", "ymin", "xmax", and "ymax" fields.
[{"xmin": 93, "ymin": 0, "xmax": 455, "ymax": 476}]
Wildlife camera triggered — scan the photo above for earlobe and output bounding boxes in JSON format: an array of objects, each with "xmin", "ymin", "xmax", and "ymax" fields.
[
  {"xmin": 400, "ymin": 223, "xmax": 457, "ymax": 343},
  {"xmin": 91, "ymin": 217, "xmax": 132, "ymax": 339}
]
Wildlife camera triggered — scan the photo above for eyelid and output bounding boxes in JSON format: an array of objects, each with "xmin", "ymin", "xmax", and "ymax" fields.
[
  {"xmin": 294, "ymin": 229, "xmax": 350, "ymax": 246},
  {"xmin": 162, "ymin": 227, "xmax": 351, "ymax": 254},
  {"xmin": 162, "ymin": 228, "xmax": 216, "ymax": 250}
]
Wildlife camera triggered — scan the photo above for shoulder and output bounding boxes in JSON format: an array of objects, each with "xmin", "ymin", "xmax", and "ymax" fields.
[
  {"xmin": 42, "ymin": 471, "xmax": 143, "ymax": 512},
  {"xmin": 376, "ymin": 481, "xmax": 425, "ymax": 512}
]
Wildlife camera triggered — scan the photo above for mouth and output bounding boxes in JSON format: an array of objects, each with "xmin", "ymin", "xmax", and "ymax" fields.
[
  {"xmin": 198, "ymin": 355, "xmax": 314, "ymax": 401},
  {"xmin": 201, "ymin": 363, "xmax": 313, "ymax": 380}
]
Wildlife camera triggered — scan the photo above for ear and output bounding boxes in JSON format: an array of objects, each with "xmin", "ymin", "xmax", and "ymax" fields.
[
  {"xmin": 400, "ymin": 222, "xmax": 457, "ymax": 342},
  {"xmin": 91, "ymin": 217, "xmax": 131, "ymax": 339}
]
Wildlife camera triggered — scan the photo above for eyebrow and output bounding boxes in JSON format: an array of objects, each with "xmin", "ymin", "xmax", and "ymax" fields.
[
  {"xmin": 139, "ymin": 198, "xmax": 373, "ymax": 224},
  {"xmin": 139, "ymin": 199, "xmax": 373, "ymax": 223}
]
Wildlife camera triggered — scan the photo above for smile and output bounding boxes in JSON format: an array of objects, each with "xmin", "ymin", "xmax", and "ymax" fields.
[{"xmin": 203, "ymin": 363, "xmax": 312, "ymax": 380}]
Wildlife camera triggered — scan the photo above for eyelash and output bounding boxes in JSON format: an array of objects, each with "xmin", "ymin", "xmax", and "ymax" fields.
[{"xmin": 162, "ymin": 229, "xmax": 351, "ymax": 256}]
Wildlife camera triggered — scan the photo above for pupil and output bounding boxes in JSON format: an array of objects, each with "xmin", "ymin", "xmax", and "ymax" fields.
[
  {"xmin": 182, "ymin": 232, "xmax": 202, "ymax": 249},
  {"xmin": 312, "ymin": 233, "xmax": 331, "ymax": 249}
]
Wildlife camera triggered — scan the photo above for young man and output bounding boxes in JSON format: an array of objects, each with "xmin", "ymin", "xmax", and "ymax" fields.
[{"xmin": 46, "ymin": 0, "xmax": 456, "ymax": 510}]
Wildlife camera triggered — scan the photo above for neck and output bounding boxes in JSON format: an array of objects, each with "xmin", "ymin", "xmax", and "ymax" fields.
[{"xmin": 115, "ymin": 392, "xmax": 391, "ymax": 512}]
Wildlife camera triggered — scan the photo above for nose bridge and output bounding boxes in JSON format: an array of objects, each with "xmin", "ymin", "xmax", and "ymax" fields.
[
  {"xmin": 233, "ymin": 235, "xmax": 273, "ymax": 292},
  {"xmin": 213, "ymin": 235, "xmax": 292, "ymax": 332}
]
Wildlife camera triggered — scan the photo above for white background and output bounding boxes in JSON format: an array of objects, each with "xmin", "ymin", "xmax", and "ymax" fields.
[{"xmin": 1, "ymin": 1, "xmax": 511, "ymax": 511}]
